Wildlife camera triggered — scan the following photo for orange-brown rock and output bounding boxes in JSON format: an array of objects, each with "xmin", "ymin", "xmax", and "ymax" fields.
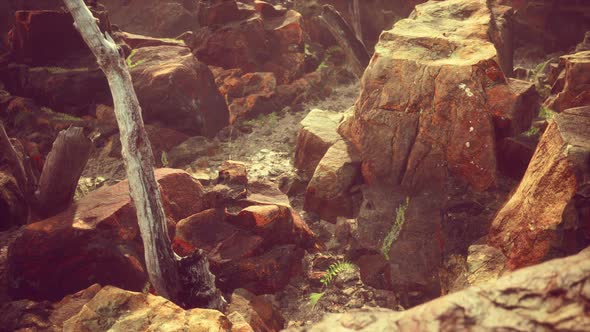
[
  {"xmin": 7, "ymin": 169, "xmax": 206, "ymax": 301},
  {"xmin": 544, "ymin": 51, "xmax": 590, "ymax": 112},
  {"xmin": 228, "ymin": 288, "xmax": 285, "ymax": 332},
  {"xmin": 294, "ymin": 109, "xmax": 343, "ymax": 179},
  {"xmin": 340, "ymin": 0, "xmax": 532, "ymax": 192},
  {"xmin": 489, "ymin": 107, "xmax": 590, "ymax": 270},
  {"xmin": 218, "ymin": 160, "xmax": 249, "ymax": 186},
  {"xmin": 128, "ymin": 45, "xmax": 229, "ymax": 137},
  {"xmin": 304, "ymin": 139, "xmax": 360, "ymax": 222},
  {"xmin": 63, "ymin": 286, "xmax": 236, "ymax": 332},
  {"xmin": 190, "ymin": 1, "xmax": 305, "ymax": 84}
]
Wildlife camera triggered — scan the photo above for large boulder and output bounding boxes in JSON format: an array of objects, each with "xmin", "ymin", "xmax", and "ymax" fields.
[
  {"xmin": 128, "ymin": 45, "xmax": 230, "ymax": 137},
  {"xmin": 294, "ymin": 109, "xmax": 343, "ymax": 179},
  {"xmin": 7, "ymin": 168, "xmax": 206, "ymax": 301},
  {"xmin": 544, "ymin": 51, "xmax": 590, "ymax": 112},
  {"xmin": 339, "ymin": 0, "xmax": 531, "ymax": 192},
  {"xmin": 0, "ymin": 65, "xmax": 111, "ymax": 116},
  {"xmin": 7, "ymin": 9, "xmax": 111, "ymax": 66},
  {"xmin": 100, "ymin": 0, "xmax": 200, "ymax": 38},
  {"xmin": 287, "ymin": 247, "xmax": 590, "ymax": 332},
  {"xmin": 190, "ymin": 1, "xmax": 305, "ymax": 84},
  {"xmin": 489, "ymin": 107, "xmax": 590, "ymax": 270},
  {"xmin": 304, "ymin": 139, "xmax": 360, "ymax": 222}
]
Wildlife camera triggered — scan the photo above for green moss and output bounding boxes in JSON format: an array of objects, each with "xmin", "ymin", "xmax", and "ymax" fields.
[
  {"xmin": 243, "ymin": 111, "xmax": 279, "ymax": 128},
  {"xmin": 523, "ymin": 127, "xmax": 540, "ymax": 137},
  {"xmin": 538, "ymin": 106, "xmax": 556, "ymax": 119},
  {"xmin": 41, "ymin": 107, "xmax": 82, "ymax": 122},
  {"xmin": 382, "ymin": 197, "xmax": 410, "ymax": 261},
  {"xmin": 30, "ymin": 67, "xmax": 89, "ymax": 74},
  {"xmin": 126, "ymin": 49, "xmax": 146, "ymax": 69}
]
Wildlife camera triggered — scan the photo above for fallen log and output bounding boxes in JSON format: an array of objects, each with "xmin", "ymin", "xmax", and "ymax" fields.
[
  {"xmin": 318, "ymin": 5, "xmax": 370, "ymax": 78},
  {"xmin": 35, "ymin": 126, "xmax": 92, "ymax": 217}
]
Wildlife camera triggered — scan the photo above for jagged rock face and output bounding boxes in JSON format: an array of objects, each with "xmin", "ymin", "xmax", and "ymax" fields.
[
  {"xmin": 340, "ymin": 0, "xmax": 531, "ymax": 193},
  {"xmin": 128, "ymin": 46, "xmax": 230, "ymax": 137},
  {"xmin": 286, "ymin": 247, "xmax": 590, "ymax": 332},
  {"xmin": 489, "ymin": 107, "xmax": 590, "ymax": 270},
  {"xmin": 0, "ymin": 171, "xmax": 27, "ymax": 231},
  {"xmin": 545, "ymin": 51, "xmax": 590, "ymax": 112}
]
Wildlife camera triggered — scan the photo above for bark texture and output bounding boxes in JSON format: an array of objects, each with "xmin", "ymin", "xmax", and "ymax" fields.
[
  {"xmin": 61, "ymin": 0, "xmax": 224, "ymax": 309},
  {"xmin": 288, "ymin": 247, "xmax": 590, "ymax": 331},
  {"xmin": 319, "ymin": 5, "xmax": 370, "ymax": 78},
  {"xmin": 36, "ymin": 126, "xmax": 92, "ymax": 217}
]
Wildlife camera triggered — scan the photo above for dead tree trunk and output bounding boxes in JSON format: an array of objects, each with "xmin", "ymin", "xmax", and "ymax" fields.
[
  {"xmin": 61, "ymin": 0, "xmax": 225, "ymax": 310},
  {"xmin": 35, "ymin": 126, "xmax": 92, "ymax": 217},
  {"xmin": 319, "ymin": 5, "xmax": 370, "ymax": 78}
]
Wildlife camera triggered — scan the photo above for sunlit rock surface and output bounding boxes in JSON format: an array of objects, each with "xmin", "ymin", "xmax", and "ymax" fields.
[{"xmin": 489, "ymin": 106, "xmax": 590, "ymax": 270}]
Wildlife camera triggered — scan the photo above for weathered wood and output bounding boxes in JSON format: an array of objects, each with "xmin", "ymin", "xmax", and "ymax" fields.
[
  {"xmin": 0, "ymin": 121, "xmax": 29, "ymax": 193},
  {"xmin": 35, "ymin": 126, "xmax": 92, "ymax": 217},
  {"xmin": 61, "ymin": 0, "xmax": 225, "ymax": 310},
  {"xmin": 319, "ymin": 5, "xmax": 370, "ymax": 78}
]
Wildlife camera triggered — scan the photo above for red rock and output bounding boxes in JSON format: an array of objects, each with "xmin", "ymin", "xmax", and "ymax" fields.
[
  {"xmin": 489, "ymin": 107, "xmax": 590, "ymax": 270},
  {"xmin": 304, "ymin": 140, "xmax": 361, "ymax": 222},
  {"xmin": 486, "ymin": 78, "xmax": 538, "ymax": 139},
  {"xmin": 294, "ymin": 109, "xmax": 343, "ymax": 179},
  {"xmin": 218, "ymin": 160, "xmax": 249, "ymax": 186},
  {"xmin": 128, "ymin": 45, "xmax": 229, "ymax": 137},
  {"xmin": 7, "ymin": 169, "xmax": 206, "ymax": 301},
  {"xmin": 173, "ymin": 208, "xmax": 264, "ymax": 263},
  {"xmin": 544, "ymin": 51, "xmax": 590, "ymax": 112},
  {"xmin": 190, "ymin": 2, "xmax": 305, "ymax": 84},
  {"xmin": 215, "ymin": 245, "xmax": 304, "ymax": 295}
]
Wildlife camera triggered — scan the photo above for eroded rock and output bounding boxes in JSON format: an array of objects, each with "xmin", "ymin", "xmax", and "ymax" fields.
[{"xmin": 489, "ymin": 107, "xmax": 590, "ymax": 270}]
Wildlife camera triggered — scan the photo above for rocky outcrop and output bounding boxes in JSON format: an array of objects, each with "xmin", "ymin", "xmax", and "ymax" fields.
[
  {"xmin": 287, "ymin": 247, "xmax": 590, "ymax": 332},
  {"xmin": 294, "ymin": 109, "xmax": 343, "ymax": 179},
  {"xmin": 340, "ymin": 0, "xmax": 532, "ymax": 192},
  {"xmin": 6, "ymin": 169, "xmax": 206, "ymax": 301},
  {"xmin": 128, "ymin": 45, "xmax": 229, "ymax": 137},
  {"xmin": 489, "ymin": 107, "xmax": 590, "ymax": 270},
  {"xmin": 544, "ymin": 51, "xmax": 590, "ymax": 112}
]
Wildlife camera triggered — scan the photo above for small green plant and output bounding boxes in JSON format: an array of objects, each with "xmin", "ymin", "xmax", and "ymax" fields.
[
  {"xmin": 161, "ymin": 151, "xmax": 169, "ymax": 167},
  {"xmin": 382, "ymin": 197, "xmax": 410, "ymax": 261},
  {"xmin": 308, "ymin": 261, "xmax": 358, "ymax": 309},
  {"xmin": 308, "ymin": 292, "xmax": 325, "ymax": 309},
  {"xmin": 523, "ymin": 127, "xmax": 540, "ymax": 137},
  {"xmin": 538, "ymin": 106, "xmax": 556, "ymax": 120},
  {"xmin": 142, "ymin": 281, "xmax": 152, "ymax": 294}
]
